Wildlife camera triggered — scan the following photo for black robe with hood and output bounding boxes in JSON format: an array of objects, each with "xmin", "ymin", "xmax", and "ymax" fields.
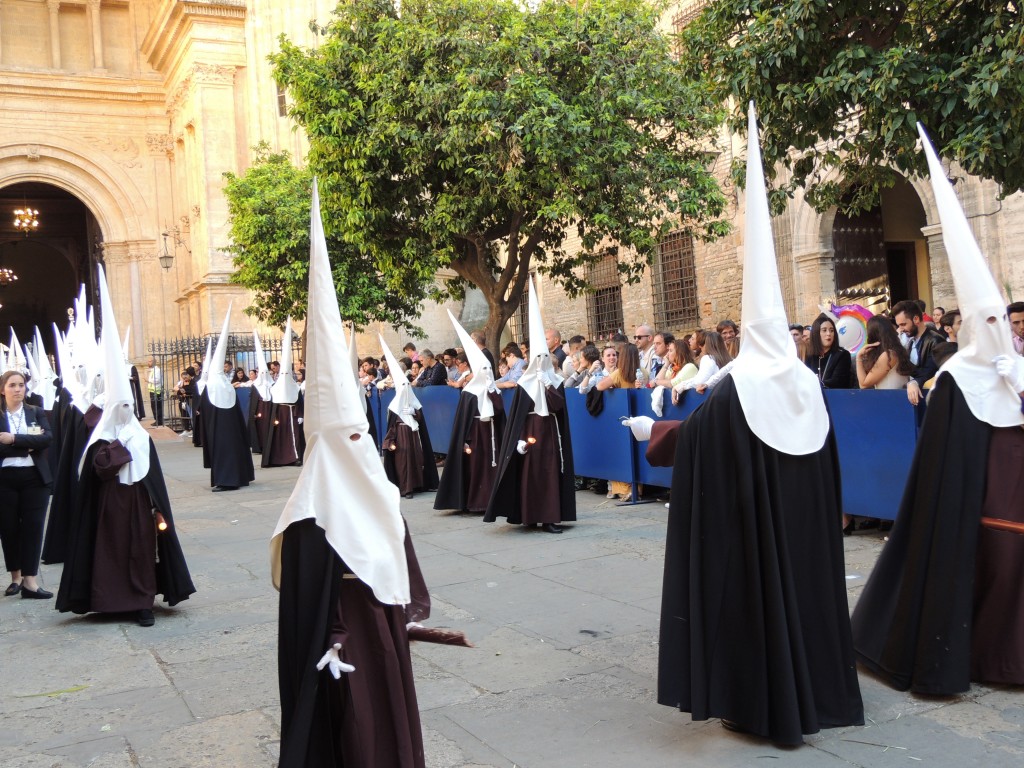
[
  {"xmin": 41, "ymin": 399, "xmax": 96, "ymax": 564},
  {"xmin": 655, "ymin": 377, "xmax": 863, "ymax": 745},
  {"xmin": 850, "ymin": 373, "xmax": 1018, "ymax": 694},
  {"xmin": 200, "ymin": 390, "xmax": 255, "ymax": 488},
  {"xmin": 483, "ymin": 386, "xmax": 576, "ymax": 526},
  {"xmin": 382, "ymin": 409, "xmax": 438, "ymax": 496},
  {"xmin": 277, "ymin": 518, "xmax": 429, "ymax": 768},
  {"xmin": 434, "ymin": 391, "xmax": 506, "ymax": 513},
  {"xmin": 55, "ymin": 439, "xmax": 195, "ymax": 613}
]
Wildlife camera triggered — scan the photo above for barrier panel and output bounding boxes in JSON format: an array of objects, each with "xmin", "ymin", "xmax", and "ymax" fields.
[
  {"xmin": 236, "ymin": 388, "xmax": 251, "ymax": 423},
  {"xmin": 630, "ymin": 387, "xmax": 706, "ymax": 488},
  {"xmin": 564, "ymin": 388, "xmax": 634, "ymax": 482},
  {"xmin": 369, "ymin": 381, "xmax": 919, "ymax": 520},
  {"xmin": 824, "ymin": 389, "xmax": 917, "ymax": 521}
]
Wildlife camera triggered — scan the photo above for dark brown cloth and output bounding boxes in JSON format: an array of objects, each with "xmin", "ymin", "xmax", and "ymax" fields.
[
  {"xmin": 90, "ymin": 472, "xmax": 157, "ymax": 613},
  {"xmin": 434, "ymin": 391, "xmax": 506, "ymax": 513},
  {"xmin": 645, "ymin": 420, "xmax": 682, "ymax": 467},
  {"xmin": 971, "ymin": 426, "xmax": 1024, "ymax": 684},
  {"xmin": 262, "ymin": 400, "xmax": 305, "ymax": 468},
  {"xmin": 382, "ymin": 410, "xmax": 438, "ymax": 496}
]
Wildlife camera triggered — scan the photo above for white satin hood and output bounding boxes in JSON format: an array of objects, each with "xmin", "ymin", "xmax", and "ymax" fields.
[
  {"xmin": 270, "ymin": 177, "xmax": 409, "ymax": 606},
  {"xmin": 918, "ymin": 125, "xmax": 1024, "ymax": 428},
  {"xmin": 205, "ymin": 306, "xmax": 237, "ymax": 409},
  {"xmin": 270, "ymin": 317, "xmax": 300, "ymax": 404},
  {"xmin": 252, "ymin": 330, "xmax": 273, "ymax": 399},
  {"xmin": 380, "ymin": 335, "xmax": 421, "ymax": 429},
  {"xmin": 729, "ymin": 103, "xmax": 829, "ymax": 455},
  {"xmin": 446, "ymin": 309, "xmax": 496, "ymax": 419},
  {"xmin": 516, "ymin": 275, "xmax": 562, "ymax": 416}
]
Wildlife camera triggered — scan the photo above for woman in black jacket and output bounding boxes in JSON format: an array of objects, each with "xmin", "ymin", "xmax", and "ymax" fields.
[
  {"xmin": 0, "ymin": 370, "xmax": 54, "ymax": 598},
  {"xmin": 805, "ymin": 313, "xmax": 853, "ymax": 389}
]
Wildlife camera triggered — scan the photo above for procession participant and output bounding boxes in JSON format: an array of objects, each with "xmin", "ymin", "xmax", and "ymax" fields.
[
  {"xmin": 247, "ymin": 330, "xmax": 274, "ymax": 454},
  {"xmin": 273, "ymin": 180, "xmax": 428, "ymax": 768},
  {"xmin": 347, "ymin": 323, "xmax": 379, "ymax": 450},
  {"xmin": 200, "ymin": 306, "xmax": 255, "ymax": 492},
  {"xmin": 434, "ymin": 309, "xmax": 506, "ymax": 514},
  {"xmin": 851, "ymin": 127, "xmax": 1024, "ymax": 693},
  {"xmin": 56, "ymin": 265, "xmax": 194, "ymax": 625},
  {"xmin": 380, "ymin": 337, "xmax": 438, "ymax": 499},
  {"xmin": 191, "ymin": 338, "xmax": 211, "ymax": 449},
  {"xmin": 626, "ymin": 104, "xmax": 863, "ymax": 745},
  {"xmin": 484, "ymin": 276, "xmax": 575, "ymax": 534},
  {"xmin": 262, "ymin": 318, "xmax": 304, "ymax": 468}
]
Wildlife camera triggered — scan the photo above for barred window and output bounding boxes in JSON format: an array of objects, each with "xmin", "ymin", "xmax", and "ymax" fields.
[
  {"xmin": 508, "ymin": 274, "xmax": 532, "ymax": 345},
  {"xmin": 586, "ymin": 249, "xmax": 624, "ymax": 340},
  {"xmin": 276, "ymin": 83, "xmax": 288, "ymax": 117},
  {"xmin": 653, "ymin": 231, "xmax": 699, "ymax": 331},
  {"xmin": 672, "ymin": 0, "xmax": 710, "ymax": 31}
]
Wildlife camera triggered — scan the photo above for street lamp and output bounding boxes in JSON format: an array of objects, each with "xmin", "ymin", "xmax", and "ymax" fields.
[{"xmin": 159, "ymin": 226, "xmax": 191, "ymax": 271}]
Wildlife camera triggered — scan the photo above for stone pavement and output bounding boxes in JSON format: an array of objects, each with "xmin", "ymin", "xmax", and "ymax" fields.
[{"xmin": 2, "ymin": 437, "xmax": 1022, "ymax": 768}]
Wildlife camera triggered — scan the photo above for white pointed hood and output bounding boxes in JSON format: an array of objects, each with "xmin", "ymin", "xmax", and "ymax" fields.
[
  {"xmin": 348, "ymin": 323, "xmax": 361, "ymax": 377},
  {"xmin": 32, "ymin": 327, "xmax": 56, "ymax": 409},
  {"xmin": 22, "ymin": 343, "xmax": 42, "ymax": 398},
  {"xmin": 270, "ymin": 317, "xmax": 300, "ymax": 404},
  {"xmin": 6, "ymin": 329, "xmax": 27, "ymax": 373},
  {"xmin": 196, "ymin": 337, "xmax": 213, "ymax": 395},
  {"xmin": 446, "ymin": 309, "xmax": 496, "ymax": 418},
  {"xmin": 271, "ymin": 178, "xmax": 409, "ymax": 606},
  {"xmin": 252, "ymin": 329, "xmax": 273, "ymax": 399},
  {"xmin": 81, "ymin": 265, "xmax": 150, "ymax": 484},
  {"xmin": 730, "ymin": 103, "xmax": 830, "ymax": 455},
  {"xmin": 122, "ymin": 326, "xmax": 133, "ymax": 379},
  {"xmin": 918, "ymin": 125, "xmax": 1024, "ymax": 427},
  {"xmin": 515, "ymin": 275, "xmax": 562, "ymax": 416},
  {"xmin": 205, "ymin": 306, "xmax": 236, "ymax": 409},
  {"xmin": 380, "ymin": 335, "xmax": 421, "ymax": 429},
  {"xmin": 54, "ymin": 322, "xmax": 76, "ymax": 399}
]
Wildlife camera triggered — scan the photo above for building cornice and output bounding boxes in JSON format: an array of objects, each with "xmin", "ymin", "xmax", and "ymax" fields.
[
  {"xmin": 141, "ymin": 1, "xmax": 247, "ymax": 74},
  {"xmin": 0, "ymin": 71, "xmax": 165, "ymax": 105}
]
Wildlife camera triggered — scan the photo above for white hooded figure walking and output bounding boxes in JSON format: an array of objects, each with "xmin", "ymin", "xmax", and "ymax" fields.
[
  {"xmin": 380, "ymin": 336, "xmax": 438, "ymax": 499},
  {"xmin": 261, "ymin": 318, "xmax": 304, "ymax": 468}
]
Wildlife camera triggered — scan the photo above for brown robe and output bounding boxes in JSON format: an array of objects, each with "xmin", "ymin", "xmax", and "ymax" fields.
[
  {"xmin": 645, "ymin": 420, "xmax": 682, "ymax": 468},
  {"xmin": 516, "ymin": 411, "xmax": 565, "ymax": 524},
  {"xmin": 971, "ymin": 426, "xmax": 1024, "ymax": 684},
  {"xmin": 384, "ymin": 421, "xmax": 424, "ymax": 496},
  {"xmin": 262, "ymin": 401, "xmax": 305, "ymax": 467},
  {"xmin": 90, "ymin": 444, "xmax": 157, "ymax": 613}
]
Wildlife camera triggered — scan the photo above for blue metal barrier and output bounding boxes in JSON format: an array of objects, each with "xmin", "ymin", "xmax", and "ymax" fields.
[
  {"xmin": 371, "ymin": 381, "xmax": 919, "ymax": 520},
  {"xmin": 564, "ymin": 388, "xmax": 634, "ymax": 482},
  {"xmin": 824, "ymin": 389, "xmax": 917, "ymax": 521},
  {"xmin": 236, "ymin": 388, "xmax": 251, "ymax": 423}
]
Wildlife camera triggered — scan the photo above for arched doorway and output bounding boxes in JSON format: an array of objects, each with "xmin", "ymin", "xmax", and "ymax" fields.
[
  {"xmin": 0, "ymin": 182, "xmax": 102, "ymax": 354},
  {"xmin": 831, "ymin": 175, "xmax": 930, "ymax": 313}
]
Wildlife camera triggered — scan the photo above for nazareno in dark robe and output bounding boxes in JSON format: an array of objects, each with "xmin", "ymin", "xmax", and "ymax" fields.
[
  {"xmin": 200, "ymin": 390, "xmax": 255, "ymax": 489},
  {"xmin": 434, "ymin": 391, "xmax": 506, "ymax": 513},
  {"xmin": 651, "ymin": 376, "xmax": 863, "ymax": 745},
  {"xmin": 247, "ymin": 389, "xmax": 270, "ymax": 454},
  {"xmin": 262, "ymin": 398, "xmax": 306, "ymax": 468},
  {"xmin": 129, "ymin": 366, "xmax": 147, "ymax": 420},
  {"xmin": 191, "ymin": 390, "xmax": 204, "ymax": 447},
  {"xmin": 277, "ymin": 518, "xmax": 428, "ymax": 768},
  {"xmin": 382, "ymin": 410, "xmax": 438, "ymax": 496},
  {"xmin": 851, "ymin": 373, "xmax": 1024, "ymax": 692},
  {"xmin": 483, "ymin": 385, "xmax": 576, "ymax": 526},
  {"xmin": 42, "ymin": 402, "xmax": 100, "ymax": 564},
  {"xmin": 56, "ymin": 439, "xmax": 195, "ymax": 614}
]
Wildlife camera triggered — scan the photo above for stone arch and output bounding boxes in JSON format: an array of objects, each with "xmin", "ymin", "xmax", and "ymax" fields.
[{"xmin": 0, "ymin": 139, "xmax": 151, "ymax": 243}]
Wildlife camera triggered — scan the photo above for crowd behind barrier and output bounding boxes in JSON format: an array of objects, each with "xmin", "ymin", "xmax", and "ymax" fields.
[{"xmin": 367, "ymin": 385, "xmax": 920, "ymax": 521}]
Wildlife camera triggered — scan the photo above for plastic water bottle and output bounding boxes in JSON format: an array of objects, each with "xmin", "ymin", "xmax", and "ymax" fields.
[{"xmin": 635, "ymin": 367, "xmax": 644, "ymax": 385}]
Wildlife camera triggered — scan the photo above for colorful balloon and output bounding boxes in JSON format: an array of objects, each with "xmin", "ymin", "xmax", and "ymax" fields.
[{"xmin": 830, "ymin": 303, "xmax": 873, "ymax": 354}]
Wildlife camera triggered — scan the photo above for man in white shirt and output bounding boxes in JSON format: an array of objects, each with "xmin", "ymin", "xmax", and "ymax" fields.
[{"xmin": 146, "ymin": 358, "xmax": 163, "ymax": 426}]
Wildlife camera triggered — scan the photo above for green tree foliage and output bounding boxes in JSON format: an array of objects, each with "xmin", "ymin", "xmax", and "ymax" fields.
[
  {"xmin": 223, "ymin": 143, "xmax": 423, "ymax": 335},
  {"xmin": 272, "ymin": 0, "xmax": 728, "ymax": 352},
  {"xmin": 680, "ymin": 0, "xmax": 1023, "ymax": 213}
]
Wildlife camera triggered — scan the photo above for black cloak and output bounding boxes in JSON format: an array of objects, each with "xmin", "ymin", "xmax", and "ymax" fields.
[
  {"xmin": 129, "ymin": 366, "xmax": 147, "ymax": 419},
  {"xmin": 200, "ymin": 391, "xmax": 255, "ymax": 488},
  {"xmin": 277, "ymin": 518, "xmax": 428, "ymax": 768},
  {"xmin": 56, "ymin": 439, "xmax": 196, "ymax": 613},
  {"xmin": 382, "ymin": 409, "xmax": 439, "ymax": 495},
  {"xmin": 483, "ymin": 386, "xmax": 576, "ymax": 526},
  {"xmin": 850, "ymin": 373, "xmax": 989, "ymax": 695},
  {"xmin": 41, "ymin": 400, "xmax": 91, "ymax": 564},
  {"xmin": 434, "ymin": 391, "xmax": 506, "ymax": 513},
  {"xmin": 658, "ymin": 377, "xmax": 863, "ymax": 745},
  {"xmin": 247, "ymin": 388, "xmax": 269, "ymax": 454}
]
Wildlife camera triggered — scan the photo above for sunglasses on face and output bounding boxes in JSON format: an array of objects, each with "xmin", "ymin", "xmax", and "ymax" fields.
[{"xmin": 634, "ymin": 335, "xmax": 650, "ymax": 340}]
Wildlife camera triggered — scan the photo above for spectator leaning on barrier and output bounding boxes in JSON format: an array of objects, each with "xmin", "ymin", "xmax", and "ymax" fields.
[
  {"xmin": 402, "ymin": 342, "xmax": 419, "ymax": 362},
  {"xmin": 805, "ymin": 313, "xmax": 853, "ymax": 389},
  {"xmin": 545, "ymin": 329, "xmax": 566, "ymax": 368},
  {"xmin": 648, "ymin": 332, "xmax": 673, "ymax": 385},
  {"xmin": 940, "ymin": 309, "xmax": 962, "ymax": 342},
  {"xmin": 447, "ymin": 353, "xmax": 472, "ymax": 389},
  {"xmin": 717, "ymin": 319, "xmax": 740, "ymax": 358},
  {"xmin": 413, "ymin": 349, "xmax": 447, "ymax": 387},
  {"xmin": 442, "ymin": 349, "xmax": 459, "ymax": 382},
  {"xmin": 495, "ymin": 343, "xmax": 526, "ymax": 389},
  {"xmin": 565, "ymin": 344, "xmax": 600, "ymax": 389},
  {"xmin": 633, "ymin": 325, "xmax": 656, "ymax": 385}
]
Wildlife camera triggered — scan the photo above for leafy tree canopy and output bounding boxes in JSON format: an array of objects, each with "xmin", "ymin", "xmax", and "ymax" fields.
[
  {"xmin": 224, "ymin": 143, "xmax": 424, "ymax": 334},
  {"xmin": 272, "ymin": 0, "xmax": 728, "ymax": 351},
  {"xmin": 680, "ymin": 0, "xmax": 1023, "ymax": 213}
]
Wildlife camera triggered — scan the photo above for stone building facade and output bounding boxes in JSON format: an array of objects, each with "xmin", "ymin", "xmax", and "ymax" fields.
[{"xmin": 0, "ymin": 0, "xmax": 333, "ymax": 363}]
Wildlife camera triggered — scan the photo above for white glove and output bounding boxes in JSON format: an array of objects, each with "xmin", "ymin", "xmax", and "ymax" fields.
[
  {"xmin": 296, "ymin": 417, "xmax": 304, "ymax": 424},
  {"xmin": 622, "ymin": 416, "xmax": 654, "ymax": 442},
  {"xmin": 401, "ymin": 406, "xmax": 415, "ymax": 416},
  {"xmin": 516, "ymin": 439, "xmax": 528, "ymax": 455},
  {"xmin": 993, "ymin": 354, "xmax": 1024, "ymax": 392},
  {"xmin": 651, "ymin": 386, "xmax": 665, "ymax": 417},
  {"xmin": 316, "ymin": 643, "xmax": 355, "ymax": 679}
]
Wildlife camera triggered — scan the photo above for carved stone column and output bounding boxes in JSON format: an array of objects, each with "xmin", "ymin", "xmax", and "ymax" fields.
[
  {"xmin": 921, "ymin": 224, "xmax": 956, "ymax": 310},
  {"xmin": 86, "ymin": 0, "xmax": 104, "ymax": 70},
  {"xmin": 47, "ymin": 0, "xmax": 61, "ymax": 69}
]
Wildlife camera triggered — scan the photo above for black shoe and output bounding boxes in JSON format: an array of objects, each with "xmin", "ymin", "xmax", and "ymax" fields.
[
  {"xmin": 721, "ymin": 719, "xmax": 747, "ymax": 734},
  {"xmin": 5, "ymin": 582, "xmax": 21, "ymax": 596},
  {"xmin": 878, "ymin": 520, "xmax": 893, "ymax": 532},
  {"xmin": 20, "ymin": 586, "xmax": 53, "ymax": 600},
  {"xmin": 541, "ymin": 523, "xmax": 563, "ymax": 534},
  {"xmin": 591, "ymin": 481, "xmax": 608, "ymax": 495},
  {"xmin": 842, "ymin": 517, "xmax": 855, "ymax": 536},
  {"xmin": 404, "ymin": 492, "xmax": 414, "ymax": 499},
  {"xmin": 212, "ymin": 485, "xmax": 239, "ymax": 492},
  {"xmin": 137, "ymin": 609, "xmax": 155, "ymax": 627},
  {"xmin": 857, "ymin": 518, "xmax": 880, "ymax": 530}
]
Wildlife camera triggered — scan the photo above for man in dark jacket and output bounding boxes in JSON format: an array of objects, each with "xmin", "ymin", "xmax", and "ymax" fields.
[{"xmin": 894, "ymin": 299, "xmax": 946, "ymax": 405}]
